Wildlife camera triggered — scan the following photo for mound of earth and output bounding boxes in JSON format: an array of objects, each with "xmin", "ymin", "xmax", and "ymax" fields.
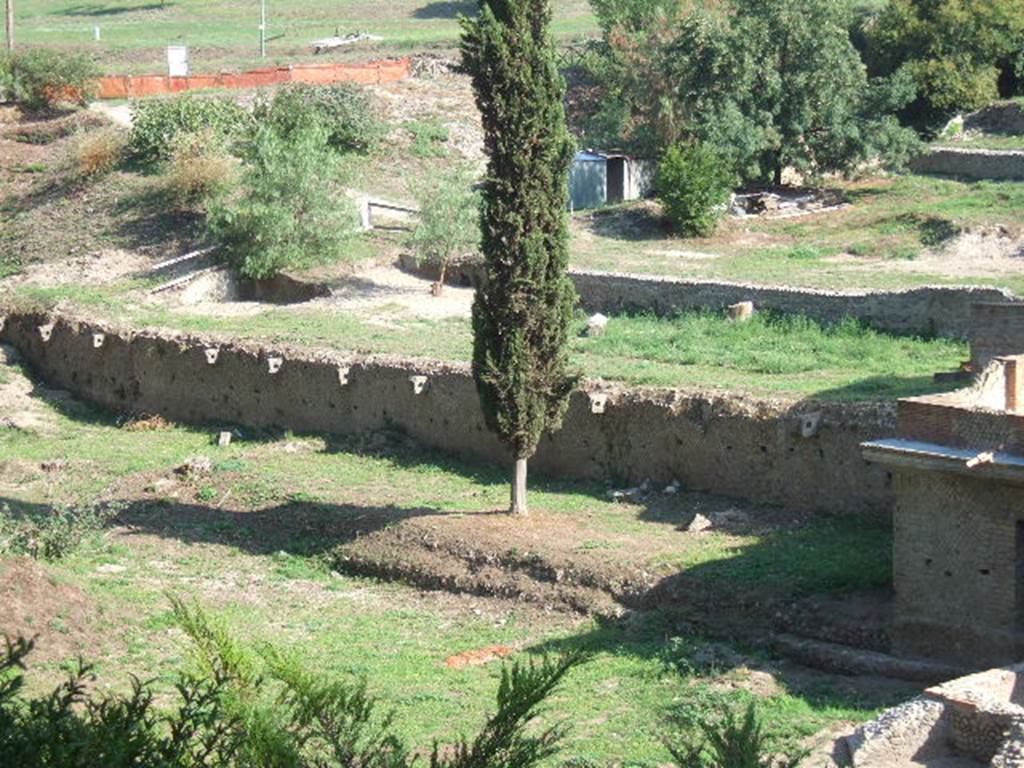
[{"xmin": 0, "ymin": 557, "xmax": 98, "ymax": 662}]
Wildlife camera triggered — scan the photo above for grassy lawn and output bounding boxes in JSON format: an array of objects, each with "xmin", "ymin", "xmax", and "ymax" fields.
[
  {"xmin": 12, "ymin": 280, "xmax": 967, "ymax": 401},
  {"xmin": 11, "ymin": 0, "xmax": 597, "ymax": 73},
  {"xmin": 571, "ymin": 175, "xmax": 1024, "ymax": 294},
  {"xmin": 934, "ymin": 134, "xmax": 1024, "ymax": 151},
  {"xmin": 0, "ymin": 357, "xmax": 910, "ymax": 764}
]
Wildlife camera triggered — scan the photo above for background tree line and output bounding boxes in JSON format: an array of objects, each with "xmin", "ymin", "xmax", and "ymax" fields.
[{"xmin": 578, "ymin": 0, "xmax": 1024, "ymax": 184}]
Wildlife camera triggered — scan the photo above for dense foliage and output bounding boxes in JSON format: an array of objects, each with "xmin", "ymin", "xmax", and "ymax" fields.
[
  {"xmin": 408, "ymin": 165, "xmax": 481, "ymax": 290},
  {"xmin": 657, "ymin": 142, "xmax": 734, "ymax": 236},
  {"xmin": 208, "ymin": 125, "xmax": 356, "ymax": 280},
  {"xmin": 462, "ymin": 0, "xmax": 579, "ymax": 514},
  {"xmin": 129, "ymin": 95, "xmax": 251, "ymax": 161},
  {"xmin": 5, "ymin": 49, "xmax": 98, "ymax": 110},
  {"xmin": 865, "ymin": 0, "xmax": 1024, "ymax": 124},
  {"xmin": 584, "ymin": 0, "xmax": 919, "ymax": 184},
  {"xmin": 0, "ymin": 599, "xmax": 586, "ymax": 768},
  {"xmin": 253, "ymin": 83, "xmax": 380, "ymax": 154}
]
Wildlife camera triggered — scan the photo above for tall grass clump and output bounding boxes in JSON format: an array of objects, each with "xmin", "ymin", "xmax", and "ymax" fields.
[
  {"xmin": 65, "ymin": 127, "xmax": 128, "ymax": 179},
  {"xmin": 165, "ymin": 130, "xmax": 239, "ymax": 210},
  {"xmin": 0, "ymin": 502, "xmax": 120, "ymax": 561}
]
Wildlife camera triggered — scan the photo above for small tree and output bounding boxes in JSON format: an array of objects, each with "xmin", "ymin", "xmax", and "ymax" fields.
[
  {"xmin": 407, "ymin": 166, "xmax": 481, "ymax": 295},
  {"xmin": 462, "ymin": 0, "xmax": 579, "ymax": 516},
  {"xmin": 657, "ymin": 142, "xmax": 734, "ymax": 237},
  {"xmin": 208, "ymin": 125, "xmax": 357, "ymax": 280}
]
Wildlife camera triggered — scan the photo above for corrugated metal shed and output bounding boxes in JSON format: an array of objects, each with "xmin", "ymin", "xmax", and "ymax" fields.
[{"xmin": 569, "ymin": 150, "xmax": 656, "ymax": 210}]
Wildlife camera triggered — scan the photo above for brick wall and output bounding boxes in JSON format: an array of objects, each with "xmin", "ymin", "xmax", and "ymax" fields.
[
  {"xmin": 971, "ymin": 303, "xmax": 1024, "ymax": 370},
  {"xmin": 897, "ymin": 396, "xmax": 1024, "ymax": 454},
  {"xmin": 892, "ymin": 470, "xmax": 1024, "ymax": 666}
]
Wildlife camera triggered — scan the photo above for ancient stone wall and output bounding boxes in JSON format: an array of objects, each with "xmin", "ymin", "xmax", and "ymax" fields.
[
  {"xmin": 400, "ymin": 257, "xmax": 1019, "ymax": 339},
  {"xmin": 911, "ymin": 147, "xmax": 1024, "ymax": 181},
  {"xmin": 964, "ymin": 102, "xmax": 1024, "ymax": 134},
  {"xmin": 571, "ymin": 269, "xmax": 1019, "ymax": 339},
  {"xmin": 0, "ymin": 311, "xmax": 897, "ymax": 514}
]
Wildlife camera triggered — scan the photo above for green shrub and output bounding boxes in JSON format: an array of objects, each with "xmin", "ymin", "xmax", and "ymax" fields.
[
  {"xmin": 164, "ymin": 130, "xmax": 239, "ymax": 210},
  {"xmin": 407, "ymin": 165, "xmax": 480, "ymax": 290},
  {"xmin": 208, "ymin": 125, "xmax": 358, "ymax": 280},
  {"xmin": 130, "ymin": 94, "xmax": 250, "ymax": 162},
  {"xmin": 667, "ymin": 701, "xmax": 804, "ymax": 768},
  {"xmin": 253, "ymin": 82, "xmax": 379, "ymax": 154},
  {"xmin": 0, "ymin": 502, "xmax": 120, "ymax": 561},
  {"xmin": 0, "ymin": 597, "xmax": 586, "ymax": 768},
  {"xmin": 8, "ymin": 49, "xmax": 99, "ymax": 110},
  {"xmin": 657, "ymin": 142, "xmax": 734, "ymax": 237}
]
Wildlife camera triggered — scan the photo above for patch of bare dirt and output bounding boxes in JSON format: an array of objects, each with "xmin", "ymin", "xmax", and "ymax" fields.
[
  {"xmin": 0, "ymin": 344, "xmax": 54, "ymax": 435},
  {"xmin": 6, "ymin": 248, "xmax": 153, "ymax": 291},
  {"xmin": 0, "ymin": 557, "xmax": 99, "ymax": 662},
  {"xmin": 370, "ymin": 71, "xmax": 484, "ymax": 166},
  {"xmin": 159, "ymin": 264, "xmax": 475, "ymax": 321},
  {"xmin": 827, "ymin": 226, "xmax": 1024, "ymax": 279}
]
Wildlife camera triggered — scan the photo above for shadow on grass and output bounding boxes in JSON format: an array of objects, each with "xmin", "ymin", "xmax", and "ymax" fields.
[
  {"xmin": 59, "ymin": 2, "xmax": 172, "ymax": 16},
  {"xmin": 582, "ymin": 203, "xmax": 672, "ymax": 242},
  {"xmin": 804, "ymin": 373, "xmax": 961, "ymax": 403},
  {"xmin": 412, "ymin": 1, "xmax": 477, "ymax": 19}
]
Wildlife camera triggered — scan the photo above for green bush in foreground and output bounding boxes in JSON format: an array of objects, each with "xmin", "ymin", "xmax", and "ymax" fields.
[
  {"xmin": 0, "ymin": 597, "xmax": 587, "ymax": 768},
  {"xmin": 6, "ymin": 50, "xmax": 99, "ymax": 111},
  {"xmin": 130, "ymin": 94, "xmax": 251, "ymax": 162},
  {"xmin": 208, "ymin": 124, "xmax": 358, "ymax": 280},
  {"xmin": 657, "ymin": 143, "xmax": 734, "ymax": 237}
]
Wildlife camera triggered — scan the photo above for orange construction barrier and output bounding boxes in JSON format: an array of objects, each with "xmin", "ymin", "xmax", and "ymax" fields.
[{"xmin": 97, "ymin": 58, "xmax": 411, "ymax": 100}]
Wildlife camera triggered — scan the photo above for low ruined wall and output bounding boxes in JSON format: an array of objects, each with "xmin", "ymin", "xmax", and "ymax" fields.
[
  {"xmin": 0, "ymin": 312, "xmax": 897, "ymax": 514},
  {"xmin": 397, "ymin": 258, "xmax": 1018, "ymax": 339},
  {"xmin": 572, "ymin": 270, "xmax": 1020, "ymax": 339},
  {"xmin": 98, "ymin": 58, "xmax": 411, "ymax": 99},
  {"xmin": 911, "ymin": 148, "xmax": 1024, "ymax": 182},
  {"xmin": 964, "ymin": 102, "xmax": 1024, "ymax": 135}
]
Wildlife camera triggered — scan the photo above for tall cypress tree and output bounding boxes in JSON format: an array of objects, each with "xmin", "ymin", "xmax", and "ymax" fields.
[{"xmin": 461, "ymin": 0, "xmax": 578, "ymax": 516}]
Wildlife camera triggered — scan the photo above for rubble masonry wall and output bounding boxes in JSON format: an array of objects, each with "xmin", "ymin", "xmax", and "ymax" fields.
[{"xmin": 1, "ymin": 311, "xmax": 897, "ymax": 514}]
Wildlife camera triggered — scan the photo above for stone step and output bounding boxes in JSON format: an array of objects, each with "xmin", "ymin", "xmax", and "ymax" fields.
[{"xmin": 772, "ymin": 633, "xmax": 969, "ymax": 684}]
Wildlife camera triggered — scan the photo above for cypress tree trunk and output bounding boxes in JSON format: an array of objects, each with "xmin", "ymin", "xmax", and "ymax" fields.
[
  {"xmin": 461, "ymin": 0, "xmax": 578, "ymax": 517},
  {"xmin": 511, "ymin": 458, "xmax": 528, "ymax": 515}
]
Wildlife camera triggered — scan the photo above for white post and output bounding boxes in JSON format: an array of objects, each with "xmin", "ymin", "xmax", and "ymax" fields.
[
  {"xmin": 259, "ymin": 0, "xmax": 266, "ymax": 58},
  {"xmin": 5, "ymin": 0, "xmax": 13, "ymax": 53}
]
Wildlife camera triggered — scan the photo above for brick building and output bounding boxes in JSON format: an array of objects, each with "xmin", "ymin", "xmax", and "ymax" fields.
[{"xmin": 864, "ymin": 353, "xmax": 1024, "ymax": 667}]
